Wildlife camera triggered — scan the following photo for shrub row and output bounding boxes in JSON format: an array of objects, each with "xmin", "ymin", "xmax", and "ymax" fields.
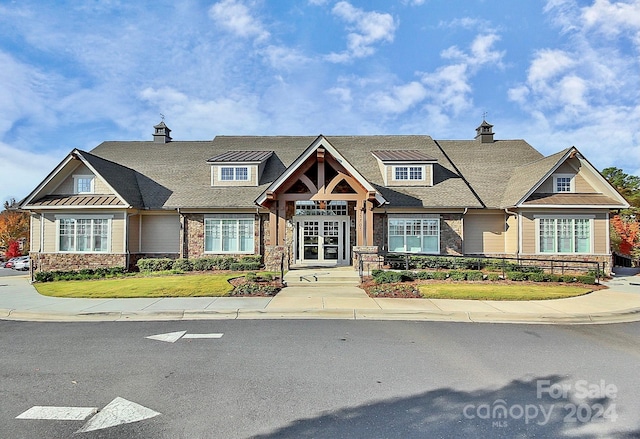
[
  {"xmin": 137, "ymin": 255, "xmax": 262, "ymax": 273},
  {"xmin": 387, "ymin": 255, "xmax": 563, "ymax": 274},
  {"xmin": 34, "ymin": 267, "xmax": 126, "ymax": 283},
  {"xmin": 507, "ymin": 271, "xmax": 596, "ymax": 284},
  {"xmin": 371, "ymin": 269, "xmax": 597, "ymax": 285}
]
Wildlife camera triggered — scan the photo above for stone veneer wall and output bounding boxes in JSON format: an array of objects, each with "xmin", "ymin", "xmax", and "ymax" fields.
[
  {"xmin": 264, "ymin": 245, "xmax": 290, "ymax": 272},
  {"xmin": 31, "ymin": 252, "xmax": 127, "ymax": 272},
  {"xmin": 184, "ymin": 214, "xmax": 205, "ymax": 259},
  {"xmin": 464, "ymin": 253, "xmax": 612, "ymax": 274}
]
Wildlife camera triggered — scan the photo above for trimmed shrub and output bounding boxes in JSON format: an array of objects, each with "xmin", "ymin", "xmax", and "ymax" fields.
[
  {"xmin": 215, "ymin": 256, "xmax": 236, "ymax": 270},
  {"xmin": 172, "ymin": 259, "xmax": 193, "ymax": 272},
  {"xmin": 527, "ymin": 272, "xmax": 548, "ymax": 282},
  {"xmin": 240, "ymin": 255, "xmax": 262, "ymax": 264},
  {"xmin": 34, "ymin": 271, "xmax": 54, "ymax": 282},
  {"xmin": 507, "ymin": 271, "xmax": 527, "ymax": 281},
  {"xmin": 137, "ymin": 258, "xmax": 174, "ymax": 272},
  {"xmin": 230, "ymin": 262, "xmax": 261, "ymax": 271},
  {"xmin": 465, "ymin": 270, "xmax": 484, "ymax": 281},
  {"xmin": 448, "ymin": 270, "xmax": 467, "ymax": 281},
  {"xmin": 193, "ymin": 257, "xmax": 216, "ymax": 271},
  {"xmin": 245, "ymin": 272, "xmax": 257, "ymax": 282},
  {"xmin": 576, "ymin": 274, "xmax": 596, "ymax": 285},
  {"xmin": 400, "ymin": 270, "xmax": 417, "ymax": 281},
  {"xmin": 262, "ymin": 273, "xmax": 274, "ymax": 282},
  {"xmin": 562, "ymin": 275, "xmax": 578, "ymax": 283},
  {"xmin": 548, "ymin": 274, "xmax": 563, "ymax": 282},
  {"xmin": 487, "ymin": 273, "xmax": 501, "ymax": 281},
  {"xmin": 372, "ymin": 270, "xmax": 404, "ymax": 284},
  {"xmin": 415, "ymin": 271, "xmax": 435, "ymax": 280},
  {"xmin": 432, "ymin": 271, "xmax": 448, "ymax": 280}
]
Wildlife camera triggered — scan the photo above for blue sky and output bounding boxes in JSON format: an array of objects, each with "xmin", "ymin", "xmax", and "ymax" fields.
[{"xmin": 1, "ymin": 0, "xmax": 639, "ymax": 204}]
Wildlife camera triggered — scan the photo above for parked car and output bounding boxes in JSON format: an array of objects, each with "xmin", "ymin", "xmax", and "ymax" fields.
[
  {"xmin": 12, "ymin": 256, "xmax": 30, "ymax": 271},
  {"xmin": 3, "ymin": 257, "xmax": 22, "ymax": 269}
]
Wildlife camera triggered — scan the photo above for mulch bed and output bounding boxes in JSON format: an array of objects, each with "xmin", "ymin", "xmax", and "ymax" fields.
[{"xmin": 228, "ymin": 275, "xmax": 284, "ymax": 297}]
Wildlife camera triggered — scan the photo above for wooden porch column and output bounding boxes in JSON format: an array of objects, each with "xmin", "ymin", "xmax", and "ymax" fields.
[
  {"xmin": 269, "ymin": 208, "xmax": 278, "ymax": 246},
  {"xmin": 355, "ymin": 200, "xmax": 364, "ymax": 246},
  {"xmin": 365, "ymin": 200, "xmax": 374, "ymax": 246},
  {"xmin": 277, "ymin": 203, "xmax": 287, "ymax": 245}
]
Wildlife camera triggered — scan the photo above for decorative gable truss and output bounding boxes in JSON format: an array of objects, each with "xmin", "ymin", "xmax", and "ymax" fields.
[{"xmin": 256, "ymin": 136, "xmax": 385, "ymax": 206}]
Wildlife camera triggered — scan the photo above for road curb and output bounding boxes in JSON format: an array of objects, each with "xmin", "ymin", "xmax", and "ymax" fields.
[{"xmin": 3, "ymin": 306, "xmax": 640, "ymax": 324}]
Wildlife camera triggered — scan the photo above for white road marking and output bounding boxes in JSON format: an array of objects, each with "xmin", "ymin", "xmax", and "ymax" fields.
[
  {"xmin": 145, "ymin": 330, "xmax": 187, "ymax": 343},
  {"xmin": 16, "ymin": 406, "xmax": 97, "ymax": 420},
  {"xmin": 182, "ymin": 333, "xmax": 224, "ymax": 339},
  {"xmin": 76, "ymin": 397, "xmax": 160, "ymax": 433}
]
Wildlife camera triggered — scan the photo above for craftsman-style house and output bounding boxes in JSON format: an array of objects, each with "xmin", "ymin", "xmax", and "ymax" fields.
[{"xmin": 20, "ymin": 120, "xmax": 629, "ymax": 273}]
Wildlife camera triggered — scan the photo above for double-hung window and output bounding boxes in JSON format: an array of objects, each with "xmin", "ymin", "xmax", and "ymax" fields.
[
  {"xmin": 538, "ymin": 217, "xmax": 591, "ymax": 253},
  {"xmin": 220, "ymin": 167, "xmax": 249, "ymax": 181},
  {"xmin": 394, "ymin": 166, "xmax": 423, "ymax": 181},
  {"xmin": 58, "ymin": 217, "xmax": 110, "ymax": 252},
  {"xmin": 388, "ymin": 218, "xmax": 439, "ymax": 253},
  {"xmin": 205, "ymin": 216, "xmax": 254, "ymax": 253}
]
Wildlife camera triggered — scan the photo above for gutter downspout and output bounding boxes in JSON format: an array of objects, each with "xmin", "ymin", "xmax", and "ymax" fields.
[
  {"xmin": 505, "ymin": 208, "xmax": 518, "ymax": 257},
  {"xmin": 461, "ymin": 208, "xmax": 468, "ymax": 254}
]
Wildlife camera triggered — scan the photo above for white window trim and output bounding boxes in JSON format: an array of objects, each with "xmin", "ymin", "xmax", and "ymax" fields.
[
  {"xmin": 553, "ymin": 174, "xmax": 575, "ymax": 193},
  {"xmin": 392, "ymin": 165, "xmax": 425, "ymax": 181},
  {"xmin": 388, "ymin": 217, "xmax": 440, "ymax": 254},
  {"xmin": 218, "ymin": 166, "xmax": 250, "ymax": 182},
  {"xmin": 54, "ymin": 215, "xmax": 113, "ymax": 253},
  {"xmin": 204, "ymin": 215, "xmax": 255, "ymax": 254},
  {"xmin": 73, "ymin": 175, "xmax": 95, "ymax": 194},
  {"xmin": 534, "ymin": 216, "xmax": 594, "ymax": 254}
]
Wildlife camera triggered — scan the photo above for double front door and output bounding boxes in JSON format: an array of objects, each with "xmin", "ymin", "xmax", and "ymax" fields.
[{"xmin": 294, "ymin": 217, "xmax": 350, "ymax": 265}]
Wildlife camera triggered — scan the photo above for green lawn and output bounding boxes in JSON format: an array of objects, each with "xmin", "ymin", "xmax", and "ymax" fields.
[
  {"xmin": 418, "ymin": 283, "xmax": 593, "ymax": 300},
  {"xmin": 35, "ymin": 273, "xmax": 238, "ymax": 298}
]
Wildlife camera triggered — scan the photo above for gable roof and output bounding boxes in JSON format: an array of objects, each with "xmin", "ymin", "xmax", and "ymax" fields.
[
  {"xmin": 20, "ymin": 131, "xmax": 628, "ymax": 212},
  {"xmin": 436, "ymin": 139, "xmax": 544, "ymax": 209}
]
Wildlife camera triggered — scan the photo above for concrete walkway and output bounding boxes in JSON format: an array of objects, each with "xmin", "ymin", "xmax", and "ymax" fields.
[{"xmin": 1, "ymin": 266, "xmax": 639, "ymax": 324}]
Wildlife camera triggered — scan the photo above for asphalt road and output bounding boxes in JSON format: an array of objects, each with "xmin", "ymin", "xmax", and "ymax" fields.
[{"xmin": 2, "ymin": 319, "xmax": 639, "ymax": 438}]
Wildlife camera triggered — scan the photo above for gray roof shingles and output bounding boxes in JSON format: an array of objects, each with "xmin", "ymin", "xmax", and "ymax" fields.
[{"xmin": 82, "ymin": 135, "xmax": 590, "ymax": 211}]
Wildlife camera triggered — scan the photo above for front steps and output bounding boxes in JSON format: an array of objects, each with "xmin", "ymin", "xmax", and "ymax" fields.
[{"xmin": 283, "ymin": 266, "xmax": 361, "ymax": 287}]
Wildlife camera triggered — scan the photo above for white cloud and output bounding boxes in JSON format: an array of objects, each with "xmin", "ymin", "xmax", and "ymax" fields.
[
  {"xmin": 581, "ymin": 0, "xmax": 640, "ymax": 37},
  {"xmin": 139, "ymin": 86, "xmax": 268, "ymax": 135},
  {"xmin": 326, "ymin": 2, "xmax": 397, "ymax": 62},
  {"xmin": 209, "ymin": 0, "xmax": 270, "ymax": 42},
  {"xmin": 368, "ymin": 82, "xmax": 427, "ymax": 114}
]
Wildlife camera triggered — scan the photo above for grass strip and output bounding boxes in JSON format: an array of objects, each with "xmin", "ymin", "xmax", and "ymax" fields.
[
  {"xmin": 418, "ymin": 283, "xmax": 592, "ymax": 301},
  {"xmin": 35, "ymin": 273, "xmax": 237, "ymax": 298}
]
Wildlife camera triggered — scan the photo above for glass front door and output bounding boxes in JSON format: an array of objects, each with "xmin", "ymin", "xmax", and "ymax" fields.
[{"xmin": 296, "ymin": 217, "xmax": 349, "ymax": 265}]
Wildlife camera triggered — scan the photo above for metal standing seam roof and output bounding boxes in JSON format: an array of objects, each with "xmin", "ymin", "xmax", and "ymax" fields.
[
  {"xmin": 207, "ymin": 150, "xmax": 274, "ymax": 162},
  {"xmin": 33, "ymin": 195, "xmax": 124, "ymax": 206},
  {"xmin": 522, "ymin": 193, "xmax": 621, "ymax": 206},
  {"xmin": 371, "ymin": 150, "xmax": 437, "ymax": 162}
]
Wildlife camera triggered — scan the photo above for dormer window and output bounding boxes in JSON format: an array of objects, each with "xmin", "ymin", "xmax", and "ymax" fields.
[
  {"xmin": 220, "ymin": 166, "xmax": 249, "ymax": 181},
  {"xmin": 372, "ymin": 150, "xmax": 436, "ymax": 187},
  {"xmin": 74, "ymin": 175, "xmax": 95, "ymax": 194},
  {"xmin": 394, "ymin": 166, "xmax": 424, "ymax": 181},
  {"xmin": 554, "ymin": 175, "xmax": 574, "ymax": 193},
  {"xmin": 208, "ymin": 150, "xmax": 273, "ymax": 187}
]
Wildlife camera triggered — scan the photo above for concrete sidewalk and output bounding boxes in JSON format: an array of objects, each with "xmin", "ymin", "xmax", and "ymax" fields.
[{"xmin": 1, "ymin": 267, "xmax": 639, "ymax": 324}]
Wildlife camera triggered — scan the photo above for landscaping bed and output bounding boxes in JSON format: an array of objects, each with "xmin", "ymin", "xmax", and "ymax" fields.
[{"xmin": 362, "ymin": 268, "xmax": 607, "ymax": 300}]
